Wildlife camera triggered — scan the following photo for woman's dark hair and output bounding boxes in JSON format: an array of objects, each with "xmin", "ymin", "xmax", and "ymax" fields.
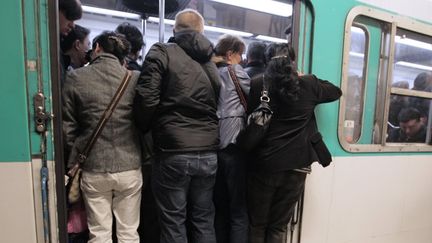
[
  {"xmin": 115, "ymin": 22, "xmax": 145, "ymax": 54},
  {"xmin": 60, "ymin": 25, "xmax": 90, "ymax": 52},
  {"xmin": 92, "ymin": 31, "xmax": 130, "ymax": 64},
  {"xmin": 214, "ymin": 34, "xmax": 245, "ymax": 57},
  {"xmin": 59, "ymin": 0, "xmax": 82, "ymax": 21},
  {"xmin": 264, "ymin": 43, "xmax": 299, "ymax": 103}
]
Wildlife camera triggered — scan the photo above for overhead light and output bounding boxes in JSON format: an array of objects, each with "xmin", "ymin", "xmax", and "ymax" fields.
[
  {"xmin": 210, "ymin": 0, "xmax": 292, "ymax": 17},
  {"xmin": 349, "ymin": 51, "xmax": 365, "ymax": 58},
  {"xmin": 395, "ymin": 61, "xmax": 432, "ymax": 71},
  {"xmin": 204, "ymin": 26, "xmax": 253, "ymax": 37},
  {"xmin": 82, "ymin": 5, "xmax": 141, "ymax": 19},
  {"xmin": 255, "ymin": 35, "xmax": 287, "ymax": 43},
  {"xmin": 148, "ymin": 17, "xmax": 253, "ymax": 37},
  {"xmin": 395, "ymin": 36, "xmax": 432, "ymax": 51},
  {"xmin": 147, "ymin": 17, "xmax": 175, "ymax": 26}
]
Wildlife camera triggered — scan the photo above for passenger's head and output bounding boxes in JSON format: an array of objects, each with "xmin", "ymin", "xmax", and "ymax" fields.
[
  {"xmin": 60, "ymin": 25, "xmax": 90, "ymax": 67},
  {"xmin": 392, "ymin": 80, "xmax": 410, "ymax": 89},
  {"xmin": 91, "ymin": 31, "xmax": 130, "ymax": 64},
  {"xmin": 265, "ymin": 43, "xmax": 299, "ymax": 102},
  {"xmin": 412, "ymin": 72, "xmax": 432, "ymax": 91},
  {"xmin": 246, "ymin": 42, "xmax": 266, "ymax": 64},
  {"xmin": 115, "ymin": 22, "xmax": 145, "ymax": 59},
  {"xmin": 398, "ymin": 107, "xmax": 424, "ymax": 138},
  {"xmin": 214, "ymin": 34, "xmax": 246, "ymax": 65},
  {"xmin": 174, "ymin": 9, "xmax": 204, "ymax": 34},
  {"xmin": 59, "ymin": 0, "xmax": 82, "ymax": 36}
]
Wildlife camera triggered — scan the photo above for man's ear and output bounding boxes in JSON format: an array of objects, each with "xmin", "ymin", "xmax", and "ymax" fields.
[
  {"xmin": 226, "ymin": 50, "xmax": 233, "ymax": 59},
  {"xmin": 73, "ymin": 39, "xmax": 81, "ymax": 51},
  {"xmin": 94, "ymin": 43, "xmax": 101, "ymax": 54}
]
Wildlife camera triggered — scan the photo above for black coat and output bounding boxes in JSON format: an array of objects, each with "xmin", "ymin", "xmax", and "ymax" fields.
[
  {"xmin": 135, "ymin": 31, "xmax": 221, "ymax": 152},
  {"xmin": 247, "ymin": 74, "xmax": 342, "ymax": 173},
  {"xmin": 244, "ymin": 61, "xmax": 265, "ymax": 80}
]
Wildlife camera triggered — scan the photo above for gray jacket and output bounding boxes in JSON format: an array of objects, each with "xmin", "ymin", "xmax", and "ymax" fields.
[
  {"xmin": 63, "ymin": 53, "xmax": 142, "ymax": 173},
  {"xmin": 216, "ymin": 63, "xmax": 250, "ymax": 149}
]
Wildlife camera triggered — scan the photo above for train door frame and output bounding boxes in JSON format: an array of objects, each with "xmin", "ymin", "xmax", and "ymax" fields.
[{"xmin": 47, "ymin": 0, "xmax": 68, "ymax": 242}]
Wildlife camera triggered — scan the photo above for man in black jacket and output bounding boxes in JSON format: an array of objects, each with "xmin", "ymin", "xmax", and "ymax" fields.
[
  {"xmin": 244, "ymin": 41, "xmax": 267, "ymax": 79},
  {"xmin": 134, "ymin": 8, "xmax": 220, "ymax": 243}
]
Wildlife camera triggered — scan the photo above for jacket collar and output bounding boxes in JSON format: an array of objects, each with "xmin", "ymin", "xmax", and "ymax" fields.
[
  {"xmin": 168, "ymin": 30, "xmax": 214, "ymax": 63},
  {"xmin": 90, "ymin": 53, "xmax": 120, "ymax": 65}
]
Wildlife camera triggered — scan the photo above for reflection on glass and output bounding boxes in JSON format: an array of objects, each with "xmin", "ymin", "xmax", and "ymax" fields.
[
  {"xmin": 389, "ymin": 29, "xmax": 432, "ymax": 144},
  {"xmin": 344, "ymin": 26, "xmax": 366, "ymax": 143},
  {"xmin": 392, "ymin": 30, "xmax": 432, "ymax": 89}
]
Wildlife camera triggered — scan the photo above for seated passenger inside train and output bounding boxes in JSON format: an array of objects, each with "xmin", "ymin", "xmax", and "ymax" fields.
[{"xmin": 387, "ymin": 107, "xmax": 427, "ymax": 143}]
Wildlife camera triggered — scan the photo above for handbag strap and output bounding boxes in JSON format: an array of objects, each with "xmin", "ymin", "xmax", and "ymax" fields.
[
  {"xmin": 228, "ymin": 65, "xmax": 248, "ymax": 112},
  {"xmin": 77, "ymin": 70, "xmax": 132, "ymax": 164}
]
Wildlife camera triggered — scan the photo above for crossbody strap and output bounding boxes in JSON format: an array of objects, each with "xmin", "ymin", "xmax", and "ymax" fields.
[
  {"xmin": 227, "ymin": 65, "xmax": 248, "ymax": 112},
  {"xmin": 77, "ymin": 70, "xmax": 132, "ymax": 164}
]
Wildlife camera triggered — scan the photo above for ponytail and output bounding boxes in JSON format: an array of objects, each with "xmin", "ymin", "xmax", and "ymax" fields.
[{"xmin": 92, "ymin": 31, "xmax": 130, "ymax": 64}]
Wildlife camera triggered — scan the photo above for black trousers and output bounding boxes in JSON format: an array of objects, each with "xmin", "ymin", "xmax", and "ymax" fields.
[
  {"xmin": 247, "ymin": 170, "xmax": 306, "ymax": 243},
  {"xmin": 214, "ymin": 145, "xmax": 249, "ymax": 243},
  {"xmin": 138, "ymin": 163, "xmax": 160, "ymax": 243}
]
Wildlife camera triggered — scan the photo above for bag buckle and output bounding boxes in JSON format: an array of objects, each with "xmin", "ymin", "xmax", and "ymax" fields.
[
  {"xmin": 260, "ymin": 91, "xmax": 270, "ymax": 103},
  {"xmin": 77, "ymin": 153, "xmax": 87, "ymax": 164}
]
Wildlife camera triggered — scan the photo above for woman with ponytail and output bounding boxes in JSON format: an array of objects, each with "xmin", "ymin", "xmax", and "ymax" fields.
[
  {"xmin": 247, "ymin": 43, "xmax": 342, "ymax": 243},
  {"xmin": 63, "ymin": 31, "xmax": 143, "ymax": 243}
]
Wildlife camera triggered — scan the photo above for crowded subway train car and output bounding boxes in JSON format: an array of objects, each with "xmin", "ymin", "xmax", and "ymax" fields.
[{"xmin": 0, "ymin": 0, "xmax": 432, "ymax": 242}]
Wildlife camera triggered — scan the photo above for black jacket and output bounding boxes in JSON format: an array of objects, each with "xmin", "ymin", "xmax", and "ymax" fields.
[
  {"xmin": 248, "ymin": 74, "xmax": 342, "ymax": 172},
  {"xmin": 135, "ymin": 31, "xmax": 221, "ymax": 152},
  {"xmin": 244, "ymin": 61, "xmax": 265, "ymax": 80}
]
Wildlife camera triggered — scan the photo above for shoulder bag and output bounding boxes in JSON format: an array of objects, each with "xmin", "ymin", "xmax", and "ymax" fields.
[
  {"xmin": 236, "ymin": 74, "xmax": 273, "ymax": 151},
  {"xmin": 66, "ymin": 70, "xmax": 132, "ymax": 204}
]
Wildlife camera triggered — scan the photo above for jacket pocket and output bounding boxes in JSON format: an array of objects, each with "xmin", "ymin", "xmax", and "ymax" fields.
[{"xmin": 310, "ymin": 132, "xmax": 332, "ymax": 167}]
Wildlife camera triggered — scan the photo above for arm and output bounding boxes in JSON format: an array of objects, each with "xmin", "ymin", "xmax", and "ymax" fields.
[
  {"xmin": 310, "ymin": 75, "xmax": 343, "ymax": 103},
  {"xmin": 62, "ymin": 73, "xmax": 80, "ymax": 163},
  {"xmin": 233, "ymin": 64, "xmax": 251, "ymax": 96},
  {"xmin": 134, "ymin": 43, "xmax": 168, "ymax": 132}
]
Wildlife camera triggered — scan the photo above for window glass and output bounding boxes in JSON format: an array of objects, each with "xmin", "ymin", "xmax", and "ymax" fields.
[
  {"xmin": 343, "ymin": 26, "xmax": 367, "ymax": 143},
  {"xmin": 388, "ymin": 29, "xmax": 432, "ymax": 144},
  {"xmin": 339, "ymin": 11, "xmax": 432, "ymax": 151}
]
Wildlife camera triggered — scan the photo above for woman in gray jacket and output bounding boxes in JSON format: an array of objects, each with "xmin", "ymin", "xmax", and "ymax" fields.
[
  {"xmin": 212, "ymin": 34, "xmax": 250, "ymax": 243},
  {"xmin": 63, "ymin": 31, "xmax": 142, "ymax": 243}
]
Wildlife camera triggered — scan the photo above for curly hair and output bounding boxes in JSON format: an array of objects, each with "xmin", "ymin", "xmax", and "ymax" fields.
[{"xmin": 264, "ymin": 43, "xmax": 299, "ymax": 103}]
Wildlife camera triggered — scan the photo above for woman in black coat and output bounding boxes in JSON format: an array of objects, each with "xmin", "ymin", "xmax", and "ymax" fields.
[{"xmin": 247, "ymin": 43, "xmax": 342, "ymax": 243}]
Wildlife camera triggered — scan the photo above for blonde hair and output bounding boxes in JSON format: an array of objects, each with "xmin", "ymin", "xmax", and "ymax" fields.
[{"xmin": 174, "ymin": 8, "xmax": 204, "ymax": 33}]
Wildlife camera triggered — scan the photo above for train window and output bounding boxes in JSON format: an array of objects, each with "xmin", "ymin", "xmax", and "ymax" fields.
[
  {"xmin": 387, "ymin": 29, "xmax": 432, "ymax": 144},
  {"xmin": 339, "ymin": 7, "xmax": 432, "ymax": 152},
  {"xmin": 343, "ymin": 25, "xmax": 368, "ymax": 143}
]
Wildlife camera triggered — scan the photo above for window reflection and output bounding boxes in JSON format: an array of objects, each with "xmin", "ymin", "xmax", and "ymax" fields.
[
  {"xmin": 344, "ymin": 26, "xmax": 367, "ymax": 143},
  {"xmin": 389, "ymin": 29, "xmax": 432, "ymax": 144}
]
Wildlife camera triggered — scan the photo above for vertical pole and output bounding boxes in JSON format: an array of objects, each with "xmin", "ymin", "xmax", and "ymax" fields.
[
  {"xmin": 159, "ymin": 0, "xmax": 166, "ymax": 42},
  {"xmin": 141, "ymin": 18, "xmax": 147, "ymax": 58}
]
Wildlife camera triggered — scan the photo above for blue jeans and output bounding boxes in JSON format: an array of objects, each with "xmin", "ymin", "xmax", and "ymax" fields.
[
  {"xmin": 152, "ymin": 151, "xmax": 218, "ymax": 243},
  {"xmin": 214, "ymin": 144, "xmax": 248, "ymax": 243}
]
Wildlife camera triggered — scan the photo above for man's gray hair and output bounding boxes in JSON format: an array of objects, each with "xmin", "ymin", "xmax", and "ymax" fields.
[{"xmin": 174, "ymin": 8, "xmax": 204, "ymax": 33}]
